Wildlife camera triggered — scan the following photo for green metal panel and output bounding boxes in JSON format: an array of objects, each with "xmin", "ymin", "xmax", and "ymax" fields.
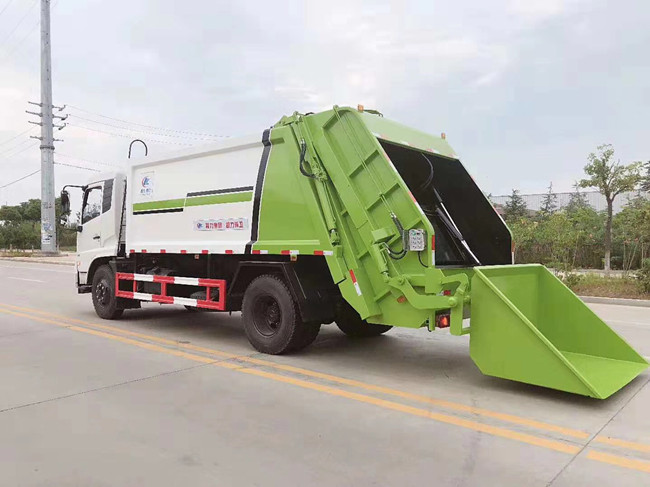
[
  {"xmin": 185, "ymin": 191, "xmax": 252, "ymax": 206},
  {"xmin": 132, "ymin": 192, "xmax": 252, "ymax": 213},
  {"xmin": 133, "ymin": 198, "xmax": 185, "ymax": 212},
  {"xmin": 298, "ymin": 107, "xmax": 461, "ymax": 326},
  {"xmin": 254, "ymin": 126, "xmax": 334, "ymax": 254},
  {"xmin": 470, "ymin": 264, "xmax": 647, "ymax": 398}
]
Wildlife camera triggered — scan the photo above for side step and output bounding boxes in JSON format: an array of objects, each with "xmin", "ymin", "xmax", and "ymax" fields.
[
  {"xmin": 116, "ymin": 273, "xmax": 226, "ymax": 311},
  {"xmin": 469, "ymin": 264, "xmax": 647, "ymax": 399}
]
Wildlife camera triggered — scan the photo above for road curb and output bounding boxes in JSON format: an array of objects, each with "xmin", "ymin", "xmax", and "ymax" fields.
[
  {"xmin": 0, "ymin": 257, "xmax": 75, "ymax": 267},
  {"xmin": 581, "ymin": 295, "xmax": 650, "ymax": 308}
]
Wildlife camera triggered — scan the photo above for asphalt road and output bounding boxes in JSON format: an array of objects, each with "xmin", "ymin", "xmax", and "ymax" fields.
[{"xmin": 1, "ymin": 260, "xmax": 649, "ymax": 486}]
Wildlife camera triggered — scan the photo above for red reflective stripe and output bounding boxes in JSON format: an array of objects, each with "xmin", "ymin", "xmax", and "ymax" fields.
[
  {"xmin": 252, "ymin": 250, "xmax": 261, "ymax": 254},
  {"xmin": 160, "ymin": 249, "xmax": 166, "ymax": 254},
  {"xmin": 129, "ymin": 249, "xmax": 134, "ymax": 254},
  {"xmin": 431, "ymin": 234, "xmax": 436, "ymax": 251},
  {"xmin": 196, "ymin": 300, "xmax": 225, "ymax": 311},
  {"xmin": 280, "ymin": 250, "xmax": 290, "ymax": 255},
  {"xmin": 349, "ymin": 269, "xmax": 357, "ymax": 283},
  {"xmin": 180, "ymin": 250, "xmax": 187, "ymax": 254},
  {"xmin": 511, "ymin": 241, "xmax": 516, "ymax": 253},
  {"xmin": 152, "ymin": 295, "xmax": 174, "ymax": 304},
  {"xmin": 116, "ymin": 291, "xmax": 134, "ymax": 299},
  {"xmin": 141, "ymin": 249, "xmax": 147, "ymax": 253},
  {"xmin": 225, "ymin": 250, "xmax": 234, "ymax": 254},
  {"xmin": 201, "ymin": 250, "xmax": 209, "ymax": 254},
  {"xmin": 116, "ymin": 273, "xmax": 135, "ymax": 280},
  {"xmin": 152, "ymin": 275, "xmax": 175, "ymax": 284},
  {"xmin": 408, "ymin": 191, "xmax": 417, "ymax": 203},
  {"xmin": 198, "ymin": 278, "xmax": 225, "ymax": 287},
  {"xmin": 314, "ymin": 250, "xmax": 324, "ymax": 255}
]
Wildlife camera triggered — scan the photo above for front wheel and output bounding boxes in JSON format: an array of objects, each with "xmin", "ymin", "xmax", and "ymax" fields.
[
  {"xmin": 91, "ymin": 265, "xmax": 123, "ymax": 320},
  {"xmin": 335, "ymin": 301, "xmax": 392, "ymax": 337}
]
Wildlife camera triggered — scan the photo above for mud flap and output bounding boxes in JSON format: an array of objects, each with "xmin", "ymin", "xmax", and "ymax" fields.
[{"xmin": 469, "ymin": 264, "xmax": 648, "ymax": 399}]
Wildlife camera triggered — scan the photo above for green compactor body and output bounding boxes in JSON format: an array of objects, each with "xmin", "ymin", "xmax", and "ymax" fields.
[{"xmin": 258, "ymin": 106, "xmax": 647, "ymax": 398}]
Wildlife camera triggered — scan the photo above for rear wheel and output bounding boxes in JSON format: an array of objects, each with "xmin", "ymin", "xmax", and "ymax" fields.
[
  {"xmin": 290, "ymin": 322, "xmax": 321, "ymax": 352},
  {"xmin": 242, "ymin": 275, "xmax": 308, "ymax": 354},
  {"xmin": 335, "ymin": 301, "xmax": 392, "ymax": 337},
  {"xmin": 91, "ymin": 265, "xmax": 123, "ymax": 320}
]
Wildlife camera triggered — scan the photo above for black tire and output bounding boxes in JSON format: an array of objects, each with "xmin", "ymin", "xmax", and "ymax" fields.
[
  {"xmin": 242, "ymin": 275, "xmax": 305, "ymax": 354},
  {"xmin": 91, "ymin": 265, "xmax": 124, "ymax": 320},
  {"xmin": 335, "ymin": 301, "xmax": 392, "ymax": 337},
  {"xmin": 290, "ymin": 322, "xmax": 321, "ymax": 352}
]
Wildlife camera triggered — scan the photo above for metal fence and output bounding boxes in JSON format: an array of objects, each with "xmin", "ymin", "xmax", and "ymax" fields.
[{"xmin": 490, "ymin": 191, "xmax": 649, "ymax": 214}]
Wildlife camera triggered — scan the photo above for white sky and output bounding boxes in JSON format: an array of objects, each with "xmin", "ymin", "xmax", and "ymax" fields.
[{"xmin": 0, "ymin": 0, "xmax": 648, "ymax": 206}]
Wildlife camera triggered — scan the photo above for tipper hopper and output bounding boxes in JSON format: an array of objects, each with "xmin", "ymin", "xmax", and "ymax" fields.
[{"xmin": 470, "ymin": 265, "xmax": 647, "ymax": 398}]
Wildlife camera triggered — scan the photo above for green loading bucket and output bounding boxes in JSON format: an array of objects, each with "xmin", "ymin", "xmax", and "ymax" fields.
[{"xmin": 469, "ymin": 264, "xmax": 648, "ymax": 399}]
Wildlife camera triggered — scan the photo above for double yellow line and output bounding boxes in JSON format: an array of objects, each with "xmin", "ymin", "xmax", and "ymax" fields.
[{"xmin": 1, "ymin": 302, "xmax": 649, "ymax": 473}]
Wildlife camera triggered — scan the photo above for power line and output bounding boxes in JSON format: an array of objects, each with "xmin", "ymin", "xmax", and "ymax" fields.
[
  {"xmin": 67, "ymin": 104, "xmax": 228, "ymax": 138},
  {"xmin": 0, "ymin": 126, "xmax": 35, "ymax": 147},
  {"xmin": 0, "ymin": 0, "xmax": 16, "ymax": 18},
  {"xmin": 0, "ymin": 0, "xmax": 58, "ymax": 62},
  {"xmin": 1, "ymin": 141, "xmax": 38, "ymax": 159},
  {"xmin": 0, "ymin": 0, "xmax": 38, "ymax": 52},
  {"xmin": 67, "ymin": 122, "xmax": 196, "ymax": 146},
  {"xmin": 54, "ymin": 161, "xmax": 100, "ymax": 172},
  {"xmin": 0, "ymin": 137, "xmax": 34, "ymax": 157},
  {"xmin": 67, "ymin": 113, "xmax": 226, "ymax": 142},
  {"xmin": 0, "ymin": 16, "xmax": 38, "ymax": 60},
  {"xmin": 56, "ymin": 152, "xmax": 123, "ymax": 168},
  {"xmin": 0, "ymin": 168, "xmax": 40, "ymax": 189}
]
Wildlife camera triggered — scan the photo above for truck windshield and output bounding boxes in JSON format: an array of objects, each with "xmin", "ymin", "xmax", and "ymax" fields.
[{"xmin": 381, "ymin": 141, "xmax": 512, "ymax": 266}]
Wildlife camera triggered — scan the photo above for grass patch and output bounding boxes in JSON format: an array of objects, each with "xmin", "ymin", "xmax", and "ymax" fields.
[{"xmin": 567, "ymin": 274, "xmax": 649, "ymax": 299}]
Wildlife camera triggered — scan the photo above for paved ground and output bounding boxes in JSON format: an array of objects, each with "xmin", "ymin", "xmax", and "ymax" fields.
[
  {"xmin": 0, "ymin": 260, "xmax": 649, "ymax": 486},
  {"xmin": 0, "ymin": 253, "xmax": 76, "ymax": 265}
]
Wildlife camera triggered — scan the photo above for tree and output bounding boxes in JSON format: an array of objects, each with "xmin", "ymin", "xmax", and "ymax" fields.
[
  {"xmin": 503, "ymin": 189, "xmax": 528, "ymax": 222},
  {"xmin": 641, "ymin": 161, "xmax": 650, "ymax": 192},
  {"xmin": 579, "ymin": 144, "xmax": 642, "ymax": 271},
  {"xmin": 565, "ymin": 183, "xmax": 590, "ymax": 215},
  {"xmin": 613, "ymin": 195, "xmax": 650, "ymax": 268},
  {"xmin": 0, "ymin": 205, "xmax": 23, "ymax": 224},
  {"xmin": 539, "ymin": 182, "xmax": 558, "ymax": 219}
]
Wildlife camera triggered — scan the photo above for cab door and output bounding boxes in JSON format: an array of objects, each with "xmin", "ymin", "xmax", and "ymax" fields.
[{"xmin": 77, "ymin": 183, "xmax": 104, "ymax": 285}]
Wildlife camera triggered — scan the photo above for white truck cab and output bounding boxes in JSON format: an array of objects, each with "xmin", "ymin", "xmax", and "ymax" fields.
[{"xmin": 74, "ymin": 172, "xmax": 126, "ymax": 291}]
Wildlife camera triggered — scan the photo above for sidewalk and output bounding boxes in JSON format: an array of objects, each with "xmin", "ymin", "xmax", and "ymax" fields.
[{"xmin": 0, "ymin": 253, "xmax": 76, "ymax": 266}]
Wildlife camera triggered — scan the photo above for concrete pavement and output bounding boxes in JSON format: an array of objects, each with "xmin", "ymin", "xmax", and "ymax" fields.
[{"xmin": 0, "ymin": 260, "xmax": 649, "ymax": 486}]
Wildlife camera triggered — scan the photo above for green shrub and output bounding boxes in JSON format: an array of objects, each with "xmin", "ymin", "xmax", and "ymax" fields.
[
  {"xmin": 562, "ymin": 272, "xmax": 584, "ymax": 290},
  {"xmin": 635, "ymin": 259, "xmax": 650, "ymax": 294}
]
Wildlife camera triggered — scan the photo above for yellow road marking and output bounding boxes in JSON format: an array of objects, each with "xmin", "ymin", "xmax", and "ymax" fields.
[
  {"xmin": 587, "ymin": 451, "xmax": 650, "ymax": 473},
  {"xmin": 4, "ymin": 305, "xmax": 650, "ymax": 473},
  {"xmin": 0, "ymin": 305, "xmax": 579, "ymax": 455},
  {"xmin": 239, "ymin": 367, "xmax": 581, "ymax": 454},
  {"xmin": 595, "ymin": 436, "xmax": 650, "ymax": 454},
  {"xmin": 0, "ymin": 303, "xmax": 589, "ymax": 440}
]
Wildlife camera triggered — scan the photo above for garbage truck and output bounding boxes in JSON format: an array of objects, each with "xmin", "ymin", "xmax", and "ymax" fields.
[{"xmin": 61, "ymin": 105, "xmax": 647, "ymax": 399}]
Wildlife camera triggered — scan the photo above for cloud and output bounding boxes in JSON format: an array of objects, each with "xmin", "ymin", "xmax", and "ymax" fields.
[{"xmin": 0, "ymin": 0, "xmax": 647, "ymax": 206}]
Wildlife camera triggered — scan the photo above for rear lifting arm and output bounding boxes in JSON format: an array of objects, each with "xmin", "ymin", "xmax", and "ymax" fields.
[{"xmin": 385, "ymin": 271, "xmax": 471, "ymax": 335}]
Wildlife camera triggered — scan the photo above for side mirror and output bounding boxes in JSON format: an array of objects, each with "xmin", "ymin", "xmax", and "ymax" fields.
[
  {"xmin": 60, "ymin": 190, "xmax": 70, "ymax": 215},
  {"xmin": 77, "ymin": 225, "xmax": 83, "ymax": 233}
]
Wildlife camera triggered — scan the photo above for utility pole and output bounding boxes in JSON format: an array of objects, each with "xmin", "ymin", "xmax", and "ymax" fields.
[{"xmin": 39, "ymin": 0, "xmax": 56, "ymax": 253}]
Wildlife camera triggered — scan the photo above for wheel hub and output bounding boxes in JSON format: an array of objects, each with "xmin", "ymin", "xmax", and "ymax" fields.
[
  {"xmin": 253, "ymin": 296, "xmax": 282, "ymax": 337},
  {"xmin": 95, "ymin": 280, "xmax": 111, "ymax": 306}
]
